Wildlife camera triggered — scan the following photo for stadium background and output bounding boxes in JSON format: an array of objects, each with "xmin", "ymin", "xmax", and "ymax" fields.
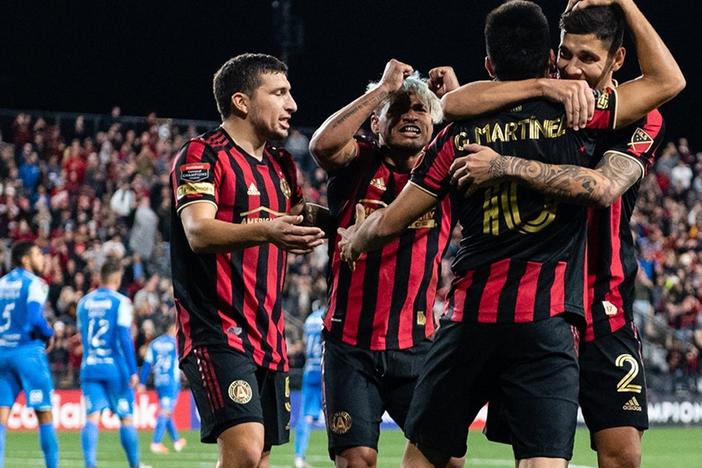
[{"xmin": 0, "ymin": 0, "xmax": 701, "ymax": 466}]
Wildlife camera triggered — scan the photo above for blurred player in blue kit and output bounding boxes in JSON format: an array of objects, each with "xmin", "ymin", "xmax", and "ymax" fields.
[
  {"xmin": 294, "ymin": 302, "xmax": 325, "ymax": 468},
  {"xmin": 0, "ymin": 241, "xmax": 59, "ymax": 468},
  {"xmin": 78, "ymin": 258, "xmax": 148, "ymax": 468},
  {"xmin": 138, "ymin": 321, "xmax": 187, "ymax": 454}
]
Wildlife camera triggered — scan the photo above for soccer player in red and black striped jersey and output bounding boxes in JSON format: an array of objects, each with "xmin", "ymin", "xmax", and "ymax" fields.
[
  {"xmin": 442, "ymin": 1, "xmax": 684, "ymax": 467},
  {"xmin": 340, "ymin": 2, "xmax": 681, "ymax": 467},
  {"xmin": 169, "ymin": 53, "xmax": 325, "ymax": 467},
  {"xmin": 308, "ymin": 60, "xmax": 459, "ymax": 467}
]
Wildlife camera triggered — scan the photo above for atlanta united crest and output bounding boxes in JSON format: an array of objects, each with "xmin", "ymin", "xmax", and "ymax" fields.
[
  {"xmin": 280, "ymin": 178, "xmax": 292, "ymax": 199},
  {"xmin": 228, "ymin": 380, "xmax": 252, "ymax": 404},
  {"xmin": 330, "ymin": 411, "xmax": 352, "ymax": 434}
]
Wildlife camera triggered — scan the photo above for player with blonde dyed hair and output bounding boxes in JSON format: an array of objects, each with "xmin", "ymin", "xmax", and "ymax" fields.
[{"xmin": 309, "ymin": 60, "xmax": 462, "ymax": 468}]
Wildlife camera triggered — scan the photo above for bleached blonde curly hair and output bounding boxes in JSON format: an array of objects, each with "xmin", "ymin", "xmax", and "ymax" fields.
[{"xmin": 366, "ymin": 71, "xmax": 443, "ymax": 124}]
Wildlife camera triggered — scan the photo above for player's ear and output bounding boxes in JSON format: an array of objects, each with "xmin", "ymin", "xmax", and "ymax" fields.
[
  {"xmin": 547, "ymin": 49, "xmax": 557, "ymax": 78},
  {"xmin": 611, "ymin": 47, "xmax": 626, "ymax": 73},
  {"xmin": 370, "ymin": 113, "xmax": 381, "ymax": 135},
  {"xmin": 484, "ymin": 56, "xmax": 496, "ymax": 79},
  {"xmin": 231, "ymin": 92, "xmax": 249, "ymax": 116}
]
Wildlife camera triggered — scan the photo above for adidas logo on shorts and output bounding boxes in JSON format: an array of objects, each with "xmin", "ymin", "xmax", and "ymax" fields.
[{"xmin": 623, "ymin": 396, "xmax": 642, "ymax": 412}]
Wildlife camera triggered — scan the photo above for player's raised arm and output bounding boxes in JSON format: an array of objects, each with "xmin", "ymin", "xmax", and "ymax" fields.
[
  {"xmin": 309, "ymin": 59, "xmax": 413, "ymax": 172},
  {"xmin": 576, "ymin": 0, "xmax": 685, "ymax": 127},
  {"xmin": 442, "ymin": 78, "xmax": 595, "ymax": 130}
]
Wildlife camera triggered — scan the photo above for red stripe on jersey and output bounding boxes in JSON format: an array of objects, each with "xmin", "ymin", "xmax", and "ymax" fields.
[
  {"xmin": 549, "ymin": 261, "xmax": 567, "ymax": 317},
  {"xmin": 450, "ymin": 272, "xmax": 472, "ymax": 322},
  {"xmin": 175, "ymin": 300, "xmax": 192, "ymax": 358},
  {"xmin": 514, "ymin": 262, "xmax": 542, "ymax": 323},
  {"xmin": 604, "ymin": 199, "xmax": 627, "ymax": 333},
  {"xmin": 216, "ymin": 252, "xmax": 242, "ymax": 351},
  {"xmin": 371, "ymin": 238, "xmax": 401, "ymax": 349},
  {"xmin": 398, "ymin": 232, "xmax": 429, "ymax": 348},
  {"xmin": 341, "ymin": 254, "xmax": 367, "ymax": 346},
  {"xmin": 478, "ymin": 259, "xmax": 511, "ymax": 323}
]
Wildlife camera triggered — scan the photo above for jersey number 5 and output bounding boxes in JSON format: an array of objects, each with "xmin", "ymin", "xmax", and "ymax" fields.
[{"xmin": 0, "ymin": 303, "xmax": 14, "ymax": 333}]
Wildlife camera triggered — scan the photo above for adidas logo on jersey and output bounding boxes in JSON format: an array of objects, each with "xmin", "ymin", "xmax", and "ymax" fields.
[
  {"xmin": 247, "ymin": 183, "xmax": 260, "ymax": 196},
  {"xmin": 623, "ymin": 396, "xmax": 642, "ymax": 412},
  {"xmin": 370, "ymin": 177, "xmax": 386, "ymax": 191}
]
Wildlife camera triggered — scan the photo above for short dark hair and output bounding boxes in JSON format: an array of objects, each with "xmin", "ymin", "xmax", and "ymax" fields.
[
  {"xmin": 560, "ymin": 5, "xmax": 625, "ymax": 55},
  {"xmin": 100, "ymin": 258, "xmax": 123, "ymax": 283},
  {"xmin": 11, "ymin": 241, "xmax": 35, "ymax": 268},
  {"xmin": 484, "ymin": 0, "xmax": 551, "ymax": 81},
  {"xmin": 213, "ymin": 53, "xmax": 288, "ymax": 119}
]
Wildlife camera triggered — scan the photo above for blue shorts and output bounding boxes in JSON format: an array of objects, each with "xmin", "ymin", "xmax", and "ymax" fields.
[
  {"xmin": 0, "ymin": 345, "xmax": 53, "ymax": 411},
  {"xmin": 300, "ymin": 377, "xmax": 322, "ymax": 420},
  {"xmin": 81, "ymin": 374, "xmax": 134, "ymax": 419},
  {"xmin": 156, "ymin": 384, "xmax": 180, "ymax": 413}
]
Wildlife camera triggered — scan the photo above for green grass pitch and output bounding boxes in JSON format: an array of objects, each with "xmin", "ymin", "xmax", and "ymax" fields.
[{"xmin": 4, "ymin": 427, "xmax": 701, "ymax": 467}]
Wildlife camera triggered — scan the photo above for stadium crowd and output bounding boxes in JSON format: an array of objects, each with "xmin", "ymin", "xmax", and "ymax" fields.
[{"xmin": 0, "ymin": 109, "xmax": 699, "ymax": 394}]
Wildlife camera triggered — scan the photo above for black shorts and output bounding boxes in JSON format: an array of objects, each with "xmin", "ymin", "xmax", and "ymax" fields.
[
  {"xmin": 322, "ymin": 333, "xmax": 430, "ymax": 458},
  {"xmin": 180, "ymin": 346, "xmax": 290, "ymax": 446},
  {"xmin": 580, "ymin": 322, "xmax": 649, "ymax": 447},
  {"xmin": 405, "ymin": 316, "xmax": 580, "ymax": 460},
  {"xmin": 485, "ymin": 322, "xmax": 650, "ymax": 451}
]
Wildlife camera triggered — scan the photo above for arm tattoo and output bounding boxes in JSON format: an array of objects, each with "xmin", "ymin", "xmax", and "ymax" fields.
[
  {"xmin": 502, "ymin": 152, "xmax": 641, "ymax": 207},
  {"xmin": 488, "ymin": 156, "xmax": 506, "ymax": 179},
  {"xmin": 332, "ymin": 89, "xmax": 389, "ymax": 128}
]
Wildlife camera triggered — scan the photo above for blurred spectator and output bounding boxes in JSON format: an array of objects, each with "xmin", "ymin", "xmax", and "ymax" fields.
[{"xmin": 129, "ymin": 196, "xmax": 158, "ymax": 260}]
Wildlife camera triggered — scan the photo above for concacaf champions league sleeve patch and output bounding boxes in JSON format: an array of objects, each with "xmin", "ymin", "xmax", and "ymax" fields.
[
  {"xmin": 177, "ymin": 163, "xmax": 214, "ymax": 200},
  {"xmin": 179, "ymin": 163, "xmax": 210, "ymax": 182}
]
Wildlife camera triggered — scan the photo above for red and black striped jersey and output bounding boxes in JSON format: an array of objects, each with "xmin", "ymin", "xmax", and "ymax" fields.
[
  {"xmin": 411, "ymin": 89, "xmax": 618, "ymax": 325},
  {"xmin": 324, "ymin": 139, "xmax": 454, "ymax": 350},
  {"xmin": 169, "ymin": 127, "xmax": 303, "ymax": 372},
  {"xmin": 585, "ymin": 109, "xmax": 665, "ymax": 341}
]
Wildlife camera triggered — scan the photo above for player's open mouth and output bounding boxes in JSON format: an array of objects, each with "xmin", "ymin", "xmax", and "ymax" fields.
[
  {"xmin": 398, "ymin": 125, "xmax": 421, "ymax": 136},
  {"xmin": 279, "ymin": 118, "xmax": 291, "ymax": 129}
]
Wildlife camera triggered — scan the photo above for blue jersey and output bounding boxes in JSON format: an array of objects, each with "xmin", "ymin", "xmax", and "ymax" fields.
[
  {"xmin": 140, "ymin": 334, "xmax": 179, "ymax": 389},
  {"xmin": 77, "ymin": 288, "xmax": 137, "ymax": 382},
  {"xmin": 302, "ymin": 308, "xmax": 324, "ymax": 382},
  {"xmin": 0, "ymin": 268, "xmax": 52, "ymax": 349}
]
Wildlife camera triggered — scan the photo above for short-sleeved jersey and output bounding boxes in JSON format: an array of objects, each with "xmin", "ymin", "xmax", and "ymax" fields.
[
  {"xmin": 302, "ymin": 308, "xmax": 324, "ymax": 381},
  {"xmin": 170, "ymin": 127, "xmax": 303, "ymax": 372},
  {"xmin": 585, "ymin": 109, "xmax": 665, "ymax": 341},
  {"xmin": 0, "ymin": 268, "xmax": 49, "ymax": 348},
  {"xmin": 411, "ymin": 89, "xmax": 618, "ymax": 325},
  {"xmin": 324, "ymin": 139, "xmax": 454, "ymax": 350},
  {"xmin": 77, "ymin": 288, "xmax": 134, "ymax": 381},
  {"xmin": 143, "ymin": 334, "xmax": 179, "ymax": 388}
]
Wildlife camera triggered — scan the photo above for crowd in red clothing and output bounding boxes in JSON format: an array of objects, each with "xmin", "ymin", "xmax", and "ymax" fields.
[{"xmin": 0, "ymin": 110, "xmax": 700, "ymax": 393}]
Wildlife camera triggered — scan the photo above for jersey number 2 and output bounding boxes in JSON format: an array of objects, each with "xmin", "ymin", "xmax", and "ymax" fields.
[{"xmin": 615, "ymin": 354, "xmax": 643, "ymax": 393}]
